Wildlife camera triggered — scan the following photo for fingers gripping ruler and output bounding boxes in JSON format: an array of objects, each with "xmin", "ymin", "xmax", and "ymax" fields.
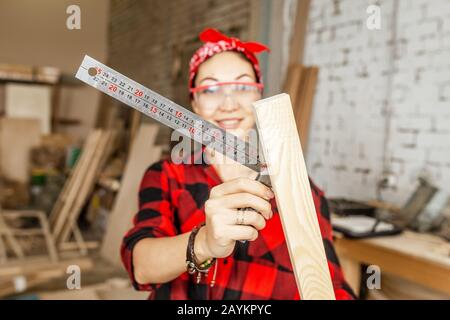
[{"xmin": 75, "ymin": 55, "xmax": 270, "ymax": 187}]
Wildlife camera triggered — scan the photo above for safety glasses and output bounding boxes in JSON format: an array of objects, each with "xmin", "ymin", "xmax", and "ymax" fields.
[{"xmin": 190, "ymin": 81, "xmax": 263, "ymax": 110}]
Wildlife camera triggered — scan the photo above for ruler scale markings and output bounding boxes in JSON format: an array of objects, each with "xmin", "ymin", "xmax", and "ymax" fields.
[{"xmin": 75, "ymin": 55, "xmax": 262, "ymax": 173}]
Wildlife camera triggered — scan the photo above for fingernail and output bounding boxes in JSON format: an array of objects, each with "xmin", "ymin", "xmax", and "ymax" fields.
[{"xmin": 266, "ymin": 189, "xmax": 274, "ymax": 199}]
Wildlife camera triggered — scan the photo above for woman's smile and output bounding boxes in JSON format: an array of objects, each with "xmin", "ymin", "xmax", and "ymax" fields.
[{"xmin": 214, "ymin": 117, "xmax": 243, "ymax": 130}]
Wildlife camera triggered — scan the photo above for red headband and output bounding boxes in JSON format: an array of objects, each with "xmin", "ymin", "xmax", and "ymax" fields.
[{"xmin": 189, "ymin": 28, "xmax": 270, "ymax": 90}]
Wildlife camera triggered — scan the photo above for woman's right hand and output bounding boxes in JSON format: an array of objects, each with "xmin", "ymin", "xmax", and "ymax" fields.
[{"xmin": 195, "ymin": 177, "xmax": 274, "ymax": 260}]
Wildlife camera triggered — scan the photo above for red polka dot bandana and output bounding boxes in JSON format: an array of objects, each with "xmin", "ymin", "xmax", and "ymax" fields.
[{"xmin": 189, "ymin": 28, "xmax": 270, "ymax": 90}]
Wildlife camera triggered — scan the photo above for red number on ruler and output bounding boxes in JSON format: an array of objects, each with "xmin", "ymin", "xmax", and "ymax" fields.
[
  {"xmin": 134, "ymin": 89, "xmax": 143, "ymax": 97},
  {"xmin": 108, "ymin": 84, "xmax": 117, "ymax": 92},
  {"xmin": 175, "ymin": 111, "xmax": 182, "ymax": 118},
  {"xmin": 150, "ymin": 106, "xmax": 158, "ymax": 113},
  {"xmin": 189, "ymin": 127, "xmax": 195, "ymax": 134}
]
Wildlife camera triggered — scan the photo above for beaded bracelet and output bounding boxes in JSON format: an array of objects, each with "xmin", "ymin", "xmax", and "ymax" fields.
[{"xmin": 186, "ymin": 224, "xmax": 217, "ymax": 284}]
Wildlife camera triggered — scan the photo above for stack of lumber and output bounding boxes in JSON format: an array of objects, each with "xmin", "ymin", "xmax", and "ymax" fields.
[
  {"xmin": 0, "ymin": 64, "xmax": 33, "ymax": 82},
  {"xmin": 283, "ymin": 65, "xmax": 319, "ymax": 154},
  {"xmin": 101, "ymin": 124, "xmax": 161, "ymax": 267},
  {"xmin": 49, "ymin": 129, "xmax": 116, "ymax": 249},
  {"xmin": 0, "ymin": 63, "xmax": 60, "ymax": 84}
]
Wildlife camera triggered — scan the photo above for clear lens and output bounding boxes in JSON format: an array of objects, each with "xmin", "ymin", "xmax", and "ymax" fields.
[{"xmin": 194, "ymin": 82, "xmax": 262, "ymax": 110}]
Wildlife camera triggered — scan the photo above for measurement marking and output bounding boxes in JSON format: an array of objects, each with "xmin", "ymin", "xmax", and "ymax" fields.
[{"xmin": 76, "ymin": 55, "xmax": 262, "ymax": 171}]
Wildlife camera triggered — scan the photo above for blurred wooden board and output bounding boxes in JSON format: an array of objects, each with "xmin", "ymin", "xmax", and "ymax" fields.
[
  {"xmin": 253, "ymin": 93, "xmax": 335, "ymax": 300},
  {"xmin": 0, "ymin": 256, "xmax": 93, "ymax": 298},
  {"xmin": 288, "ymin": 0, "xmax": 311, "ymax": 65},
  {"xmin": 101, "ymin": 124, "xmax": 161, "ymax": 267},
  {"xmin": 296, "ymin": 67, "xmax": 318, "ymax": 153},
  {"xmin": 0, "ymin": 118, "xmax": 41, "ymax": 183}
]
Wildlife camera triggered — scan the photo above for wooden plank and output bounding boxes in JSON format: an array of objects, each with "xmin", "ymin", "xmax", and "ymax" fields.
[
  {"xmin": 0, "ymin": 118, "xmax": 41, "ymax": 183},
  {"xmin": 50, "ymin": 130, "xmax": 102, "ymax": 240},
  {"xmin": 60, "ymin": 131, "xmax": 115, "ymax": 243},
  {"xmin": 0, "ymin": 257, "xmax": 93, "ymax": 298},
  {"xmin": 252, "ymin": 93, "xmax": 335, "ymax": 300},
  {"xmin": 58, "ymin": 131, "xmax": 114, "ymax": 243},
  {"xmin": 283, "ymin": 64, "xmax": 304, "ymax": 107},
  {"xmin": 0, "ymin": 269, "xmax": 64, "ymax": 298},
  {"xmin": 59, "ymin": 241, "xmax": 99, "ymax": 251},
  {"xmin": 101, "ymin": 124, "xmax": 161, "ymax": 267},
  {"xmin": 296, "ymin": 67, "xmax": 318, "ymax": 154},
  {"xmin": 0, "ymin": 256, "xmax": 93, "ymax": 278},
  {"xmin": 288, "ymin": 0, "xmax": 311, "ymax": 66}
]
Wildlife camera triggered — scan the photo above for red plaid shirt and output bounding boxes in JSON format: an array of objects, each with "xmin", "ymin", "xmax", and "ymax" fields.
[{"xmin": 121, "ymin": 149, "xmax": 355, "ymax": 300}]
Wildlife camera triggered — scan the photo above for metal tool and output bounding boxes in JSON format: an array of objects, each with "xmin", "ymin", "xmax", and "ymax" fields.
[{"xmin": 75, "ymin": 55, "xmax": 271, "ymax": 188}]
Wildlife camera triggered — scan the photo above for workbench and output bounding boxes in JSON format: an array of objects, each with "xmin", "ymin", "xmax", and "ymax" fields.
[{"xmin": 334, "ymin": 229, "xmax": 450, "ymax": 297}]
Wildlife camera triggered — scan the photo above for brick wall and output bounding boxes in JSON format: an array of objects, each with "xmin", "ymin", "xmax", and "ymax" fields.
[
  {"xmin": 304, "ymin": 0, "xmax": 450, "ymax": 205},
  {"xmin": 107, "ymin": 0, "xmax": 252, "ymax": 144}
]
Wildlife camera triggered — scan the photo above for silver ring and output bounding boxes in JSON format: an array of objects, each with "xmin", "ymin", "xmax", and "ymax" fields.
[{"xmin": 236, "ymin": 209, "xmax": 245, "ymax": 225}]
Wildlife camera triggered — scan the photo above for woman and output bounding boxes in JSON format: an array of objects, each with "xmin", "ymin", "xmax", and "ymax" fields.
[{"xmin": 121, "ymin": 28, "xmax": 355, "ymax": 300}]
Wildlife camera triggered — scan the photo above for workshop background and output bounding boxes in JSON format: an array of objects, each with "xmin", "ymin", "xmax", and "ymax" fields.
[{"xmin": 0, "ymin": 0, "xmax": 449, "ymax": 299}]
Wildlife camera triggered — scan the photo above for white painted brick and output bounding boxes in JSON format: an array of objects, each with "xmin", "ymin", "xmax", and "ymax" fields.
[{"xmin": 304, "ymin": 0, "xmax": 450, "ymax": 201}]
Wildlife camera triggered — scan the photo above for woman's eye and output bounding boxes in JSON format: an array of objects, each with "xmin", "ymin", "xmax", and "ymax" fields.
[
  {"xmin": 203, "ymin": 85, "xmax": 220, "ymax": 94},
  {"xmin": 235, "ymin": 84, "xmax": 257, "ymax": 92}
]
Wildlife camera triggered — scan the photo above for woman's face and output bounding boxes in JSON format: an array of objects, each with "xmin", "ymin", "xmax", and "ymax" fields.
[{"xmin": 191, "ymin": 51, "xmax": 262, "ymax": 139}]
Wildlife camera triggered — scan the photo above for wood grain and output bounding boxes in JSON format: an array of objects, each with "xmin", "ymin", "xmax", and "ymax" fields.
[{"xmin": 252, "ymin": 93, "xmax": 335, "ymax": 300}]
